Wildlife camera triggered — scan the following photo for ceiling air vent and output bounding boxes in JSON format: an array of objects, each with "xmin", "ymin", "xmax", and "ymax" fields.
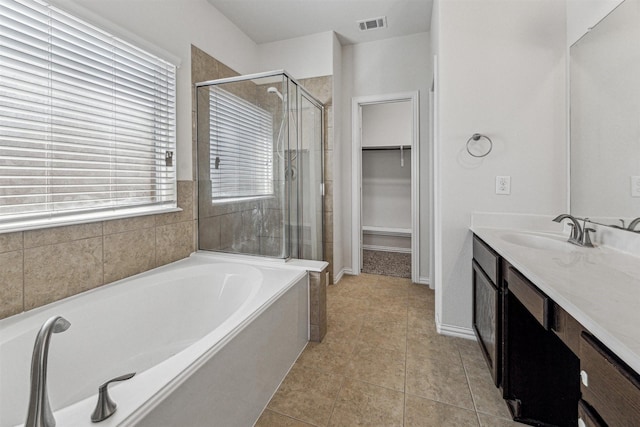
[{"xmin": 357, "ymin": 16, "xmax": 387, "ymax": 31}]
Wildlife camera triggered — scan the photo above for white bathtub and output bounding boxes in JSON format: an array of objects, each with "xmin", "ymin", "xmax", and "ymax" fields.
[{"xmin": 0, "ymin": 252, "xmax": 310, "ymax": 427}]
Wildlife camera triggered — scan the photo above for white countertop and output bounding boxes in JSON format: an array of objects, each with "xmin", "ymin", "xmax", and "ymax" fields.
[{"xmin": 471, "ymin": 225, "xmax": 640, "ymax": 373}]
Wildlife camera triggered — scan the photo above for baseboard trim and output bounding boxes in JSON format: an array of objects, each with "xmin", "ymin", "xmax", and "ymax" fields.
[
  {"xmin": 334, "ymin": 268, "xmax": 351, "ymax": 284},
  {"xmin": 436, "ymin": 323, "xmax": 476, "ymax": 340},
  {"xmin": 417, "ymin": 276, "xmax": 429, "ymax": 285},
  {"xmin": 362, "ymin": 244, "xmax": 411, "ymax": 254}
]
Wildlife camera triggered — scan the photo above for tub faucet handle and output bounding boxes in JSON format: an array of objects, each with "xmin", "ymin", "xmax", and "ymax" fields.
[{"xmin": 91, "ymin": 372, "xmax": 135, "ymax": 423}]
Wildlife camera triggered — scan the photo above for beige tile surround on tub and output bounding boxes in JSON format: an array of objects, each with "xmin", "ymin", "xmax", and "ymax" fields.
[
  {"xmin": 0, "ymin": 180, "xmax": 196, "ymax": 319},
  {"xmin": 256, "ymin": 274, "xmax": 527, "ymax": 427}
]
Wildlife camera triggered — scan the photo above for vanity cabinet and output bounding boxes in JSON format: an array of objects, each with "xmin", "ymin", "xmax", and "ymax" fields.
[
  {"xmin": 502, "ymin": 263, "xmax": 580, "ymax": 426},
  {"xmin": 472, "ymin": 232, "xmax": 640, "ymax": 426},
  {"xmin": 579, "ymin": 332, "xmax": 640, "ymax": 426},
  {"xmin": 471, "ymin": 233, "xmax": 640, "ymax": 427},
  {"xmin": 552, "ymin": 304, "xmax": 640, "ymax": 427},
  {"xmin": 472, "ymin": 236, "xmax": 501, "ymax": 387}
]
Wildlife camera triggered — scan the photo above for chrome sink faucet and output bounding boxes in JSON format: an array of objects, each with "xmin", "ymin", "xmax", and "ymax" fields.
[
  {"xmin": 25, "ymin": 316, "xmax": 71, "ymax": 427},
  {"xmin": 552, "ymin": 214, "xmax": 595, "ymax": 247}
]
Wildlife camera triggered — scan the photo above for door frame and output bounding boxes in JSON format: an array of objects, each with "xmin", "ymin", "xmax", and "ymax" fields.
[{"xmin": 351, "ymin": 91, "xmax": 420, "ymax": 282}]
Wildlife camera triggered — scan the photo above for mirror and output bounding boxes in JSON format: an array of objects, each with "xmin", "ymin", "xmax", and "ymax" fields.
[{"xmin": 570, "ymin": 0, "xmax": 640, "ymax": 231}]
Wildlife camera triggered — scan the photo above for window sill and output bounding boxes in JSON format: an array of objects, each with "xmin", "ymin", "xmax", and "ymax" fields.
[{"xmin": 0, "ymin": 205, "xmax": 182, "ymax": 235}]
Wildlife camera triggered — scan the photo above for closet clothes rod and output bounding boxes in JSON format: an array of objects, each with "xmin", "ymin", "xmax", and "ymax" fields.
[{"xmin": 362, "ymin": 145, "xmax": 409, "ymax": 167}]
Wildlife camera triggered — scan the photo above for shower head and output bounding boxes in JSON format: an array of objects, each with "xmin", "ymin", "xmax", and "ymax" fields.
[{"xmin": 267, "ymin": 86, "xmax": 284, "ymax": 101}]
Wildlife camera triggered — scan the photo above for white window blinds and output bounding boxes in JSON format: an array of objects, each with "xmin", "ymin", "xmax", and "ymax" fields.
[
  {"xmin": 0, "ymin": 0, "xmax": 177, "ymax": 232},
  {"xmin": 209, "ymin": 87, "xmax": 273, "ymax": 201}
]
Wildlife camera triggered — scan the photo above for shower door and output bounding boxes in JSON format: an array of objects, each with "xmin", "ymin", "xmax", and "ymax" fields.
[
  {"xmin": 195, "ymin": 70, "xmax": 323, "ymax": 262},
  {"xmin": 298, "ymin": 92, "xmax": 324, "ymax": 261}
]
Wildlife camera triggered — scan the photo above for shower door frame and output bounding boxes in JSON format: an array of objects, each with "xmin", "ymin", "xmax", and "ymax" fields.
[
  {"xmin": 195, "ymin": 70, "xmax": 325, "ymax": 261},
  {"xmin": 351, "ymin": 91, "xmax": 420, "ymax": 283},
  {"xmin": 297, "ymin": 90, "xmax": 325, "ymax": 261}
]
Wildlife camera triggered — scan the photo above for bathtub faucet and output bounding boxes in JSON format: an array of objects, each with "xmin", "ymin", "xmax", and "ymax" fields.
[{"xmin": 25, "ymin": 315, "xmax": 71, "ymax": 427}]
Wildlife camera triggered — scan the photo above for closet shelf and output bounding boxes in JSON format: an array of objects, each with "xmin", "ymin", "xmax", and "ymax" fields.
[
  {"xmin": 362, "ymin": 145, "xmax": 412, "ymax": 150},
  {"xmin": 362, "ymin": 225, "xmax": 412, "ymax": 236}
]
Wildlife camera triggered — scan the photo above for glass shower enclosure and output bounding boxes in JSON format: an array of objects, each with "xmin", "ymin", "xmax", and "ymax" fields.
[{"xmin": 195, "ymin": 70, "xmax": 324, "ymax": 261}]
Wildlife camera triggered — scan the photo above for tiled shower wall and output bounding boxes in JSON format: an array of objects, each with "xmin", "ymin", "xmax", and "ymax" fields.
[
  {"xmin": 191, "ymin": 46, "xmax": 335, "ymax": 281},
  {"xmin": 299, "ymin": 76, "xmax": 334, "ymax": 283},
  {"xmin": 0, "ymin": 181, "xmax": 196, "ymax": 319}
]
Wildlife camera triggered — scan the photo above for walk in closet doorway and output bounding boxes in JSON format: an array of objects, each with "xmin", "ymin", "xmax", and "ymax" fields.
[{"xmin": 351, "ymin": 92, "xmax": 420, "ymax": 283}]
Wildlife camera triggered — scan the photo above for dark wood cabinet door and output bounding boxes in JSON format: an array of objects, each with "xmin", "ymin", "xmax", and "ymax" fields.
[{"xmin": 472, "ymin": 260, "xmax": 500, "ymax": 386}]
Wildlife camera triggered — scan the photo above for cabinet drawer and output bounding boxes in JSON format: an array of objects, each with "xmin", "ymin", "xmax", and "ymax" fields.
[
  {"xmin": 580, "ymin": 332, "xmax": 640, "ymax": 425},
  {"xmin": 507, "ymin": 267, "xmax": 550, "ymax": 329},
  {"xmin": 473, "ymin": 235, "xmax": 499, "ymax": 283},
  {"xmin": 552, "ymin": 304, "xmax": 586, "ymax": 355},
  {"xmin": 578, "ymin": 400, "xmax": 605, "ymax": 427}
]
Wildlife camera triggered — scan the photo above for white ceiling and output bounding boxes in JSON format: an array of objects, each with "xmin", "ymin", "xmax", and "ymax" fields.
[{"xmin": 206, "ymin": 0, "xmax": 433, "ymax": 45}]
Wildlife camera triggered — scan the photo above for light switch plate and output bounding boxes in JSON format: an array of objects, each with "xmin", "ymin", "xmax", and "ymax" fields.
[
  {"xmin": 632, "ymin": 176, "xmax": 640, "ymax": 197},
  {"xmin": 496, "ymin": 176, "xmax": 511, "ymax": 195}
]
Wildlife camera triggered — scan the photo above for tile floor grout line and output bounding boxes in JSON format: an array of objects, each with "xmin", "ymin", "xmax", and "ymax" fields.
[
  {"xmin": 460, "ymin": 347, "xmax": 484, "ymax": 426},
  {"xmin": 325, "ymin": 364, "xmax": 349, "ymax": 426},
  {"xmin": 404, "ymin": 388, "xmax": 487, "ymax": 419},
  {"xmin": 266, "ymin": 408, "xmax": 322, "ymax": 427}
]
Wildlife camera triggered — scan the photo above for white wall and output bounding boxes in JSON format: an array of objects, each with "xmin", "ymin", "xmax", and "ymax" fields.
[
  {"xmin": 332, "ymin": 33, "xmax": 344, "ymax": 280},
  {"xmin": 50, "ymin": 0, "xmax": 259, "ymax": 181},
  {"xmin": 362, "ymin": 102, "xmax": 412, "ymax": 147},
  {"xmin": 256, "ymin": 31, "xmax": 335, "ymax": 79},
  {"xmin": 433, "ymin": 0, "xmax": 567, "ymax": 335},
  {"xmin": 567, "ymin": 0, "xmax": 624, "ymax": 46},
  {"xmin": 341, "ymin": 32, "xmax": 432, "ymax": 279},
  {"xmin": 362, "ymin": 150, "xmax": 412, "ymax": 229}
]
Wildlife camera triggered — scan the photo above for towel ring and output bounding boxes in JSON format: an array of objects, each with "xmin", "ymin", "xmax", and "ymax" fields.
[{"xmin": 466, "ymin": 133, "xmax": 493, "ymax": 158}]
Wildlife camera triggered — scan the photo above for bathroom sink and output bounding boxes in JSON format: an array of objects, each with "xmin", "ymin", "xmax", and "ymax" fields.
[{"xmin": 499, "ymin": 232, "xmax": 573, "ymax": 251}]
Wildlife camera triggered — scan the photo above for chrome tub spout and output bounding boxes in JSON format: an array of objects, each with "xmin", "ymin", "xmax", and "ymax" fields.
[{"xmin": 25, "ymin": 316, "xmax": 71, "ymax": 427}]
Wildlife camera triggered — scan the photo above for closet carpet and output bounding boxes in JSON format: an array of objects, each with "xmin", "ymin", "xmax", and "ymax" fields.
[{"xmin": 362, "ymin": 250, "xmax": 411, "ymax": 278}]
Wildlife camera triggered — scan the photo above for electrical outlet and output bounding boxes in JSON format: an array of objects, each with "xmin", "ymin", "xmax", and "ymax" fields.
[
  {"xmin": 632, "ymin": 176, "xmax": 640, "ymax": 197},
  {"xmin": 496, "ymin": 176, "xmax": 511, "ymax": 195}
]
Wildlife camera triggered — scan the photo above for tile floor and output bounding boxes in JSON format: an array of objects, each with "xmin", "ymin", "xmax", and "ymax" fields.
[{"xmin": 255, "ymin": 273, "xmax": 526, "ymax": 427}]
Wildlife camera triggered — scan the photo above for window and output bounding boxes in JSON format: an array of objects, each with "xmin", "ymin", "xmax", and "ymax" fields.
[
  {"xmin": 0, "ymin": 0, "xmax": 177, "ymax": 232},
  {"xmin": 209, "ymin": 86, "xmax": 273, "ymax": 202}
]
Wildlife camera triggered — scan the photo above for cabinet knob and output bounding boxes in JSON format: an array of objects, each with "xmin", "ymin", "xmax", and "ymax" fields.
[
  {"xmin": 580, "ymin": 370, "xmax": 589, "ymax": 387},
  {"xmin": 578, "ymin": 417, "xmax": 586, "ymax": 427}
]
